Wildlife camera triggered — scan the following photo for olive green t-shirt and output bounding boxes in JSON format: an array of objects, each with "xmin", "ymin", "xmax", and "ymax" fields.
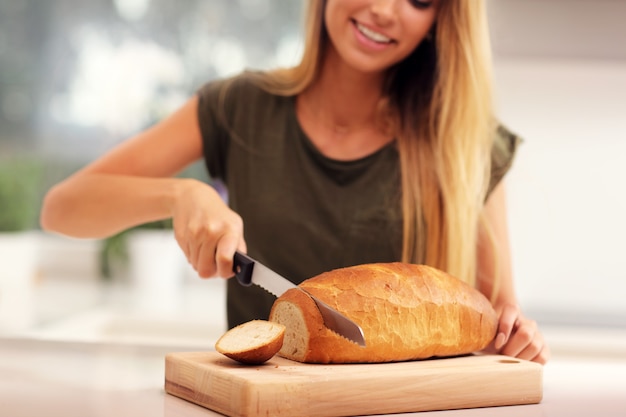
[{"xmin": 197, "ymin": 73, "xmax": 520, "ymax": 328}]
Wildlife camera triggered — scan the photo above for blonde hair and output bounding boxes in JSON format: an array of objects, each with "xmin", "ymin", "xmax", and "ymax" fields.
[{"xmin": 251, "ymin": 0, "xmax": 495, "ymax": 287}]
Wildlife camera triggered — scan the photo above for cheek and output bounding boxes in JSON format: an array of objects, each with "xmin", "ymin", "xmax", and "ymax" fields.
[
  {"xmin": 404, "ymin": 29, "xmax": 429, "ymax": 54},
  {"xmin": 399, "ymin": 14, "xmax": 436, "ymax": 54},
  {"xmin": 323, "ymin": 0, "xmax": 357, "ymax": 55},
  {"xmin": 389, "ymin": 30, "xmax": 428, "ymax": 66},
  {"xmin": 324, "ymin": 0, "xmax": 364, "ymax": 30},
  {"xmin": 323, "ymin": 1, "xmax": 341, "ymax": 42}
]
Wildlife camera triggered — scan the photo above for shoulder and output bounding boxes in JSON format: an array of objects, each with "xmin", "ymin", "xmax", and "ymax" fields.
[
  {"xmin": 492, "ymin": 124, "xmax": 522, "ymax": 170},
  {"xmin": 196, "ymin": 72, "xmax": 296, "ymax": 150},
  {"xmin": 487, "ymin": 123, "xmax": 523, "ymax": 195},
  {"xmin": 493, "ymin": 124, "xmax": 522, "ymax": 158},
  {"xmin": 197, "ymin": 71, "xmax": 282, "ymax": 110}
]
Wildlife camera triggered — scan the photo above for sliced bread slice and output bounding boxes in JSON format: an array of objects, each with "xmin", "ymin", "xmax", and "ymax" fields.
[{"xmin": 215, "ymin": 320, "xmax": 286, "ymax": 364}]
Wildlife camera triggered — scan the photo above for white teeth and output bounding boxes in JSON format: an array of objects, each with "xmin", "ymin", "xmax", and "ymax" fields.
[{"xmin": 356, "ymin": 22, "xmax": 392, "ymax": 44}]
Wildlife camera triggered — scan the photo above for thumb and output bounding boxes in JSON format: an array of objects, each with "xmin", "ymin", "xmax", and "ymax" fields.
[
  {"xmin": 494, "ymin": 304, "xmax": 519, "ymax": 350},
  {"xmin": 215, "ymin": 233, "xmax": 246, "ymax": 279}
]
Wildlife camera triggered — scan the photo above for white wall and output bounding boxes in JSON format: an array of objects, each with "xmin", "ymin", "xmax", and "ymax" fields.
[{"xmin": 489, "ymin": 0, "xmax": 626, "ymax": 325}]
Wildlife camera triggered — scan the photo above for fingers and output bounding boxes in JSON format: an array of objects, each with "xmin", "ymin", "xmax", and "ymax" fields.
[
  {"xmin": 497, "ymin": 312, "xmax": 550, "ymax": 365},
  {"xmin": 494, "ymin": 304, "xmax": 519, "ymax": 350},
  {"xmin": 500, "ymin": 318, "xmax": 536, "ymax": 357},
  {"xmin": 188, "ymin": 237, "xmax": 214, "ymax": 277},
  {"xmin": 171, "ymin": 181, "xmax": 246, "ymax": 279},
  {"xmin": 214, "ymin": 232, "xmax": 244, "ymax": 279},
  {"xmin": 531, "ymin": 343, "xmax": 551, "ymax": 365},
  {"xmin": 195, "ymin": 239, "xmax": 217, "ymax": 278},
  {"xmin": 175, "ymin": 216, "xmax": 245, "ymax": 279},
  {"xmin": 503, "ymin": 320, "xmax": 550, "ymax": 364}
]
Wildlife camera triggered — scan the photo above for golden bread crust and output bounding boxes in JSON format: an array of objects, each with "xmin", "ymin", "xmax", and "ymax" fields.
[{"xmin": 269, "ymin": 263, "xmax": 497, "ymax": 363}]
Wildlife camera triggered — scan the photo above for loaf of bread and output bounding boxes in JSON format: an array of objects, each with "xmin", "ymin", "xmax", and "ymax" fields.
[
  {"xmin": 215, "ymin": 320, "xmax": 286, "ymax": 364},
  {"xmin": 269, "ymin": 263, "xmax": 498, "ymax": 363}
]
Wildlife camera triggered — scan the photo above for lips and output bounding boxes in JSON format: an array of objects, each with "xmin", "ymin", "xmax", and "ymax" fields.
[{"xmin": 353, "ymin": 20, "xmax": 394, "ymax": 44}]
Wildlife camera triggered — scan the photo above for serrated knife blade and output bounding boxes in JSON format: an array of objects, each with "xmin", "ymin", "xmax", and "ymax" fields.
[{"xmin": 233, "ymin": 251, "xmax": 366, "ymax": 347}]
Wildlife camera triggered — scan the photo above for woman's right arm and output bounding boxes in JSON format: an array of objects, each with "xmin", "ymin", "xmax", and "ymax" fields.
[{"xmin": 40, "ymin": 96, "xmax": 245, "ymax": 278}]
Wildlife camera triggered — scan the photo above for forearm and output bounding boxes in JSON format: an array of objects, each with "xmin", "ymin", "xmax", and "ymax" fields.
[
  {"xmin": 476, "ymin": 182, "xmax": 518, "ymax": 307},
  {"xmin": 41, "ymin": 173, "xmax": 197, "ymax": 238},
  {"xmin": 476, "ymin": 235, "xmax": 517, "ymax": 307}
]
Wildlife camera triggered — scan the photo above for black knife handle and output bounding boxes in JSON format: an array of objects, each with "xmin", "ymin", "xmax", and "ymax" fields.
[{"xmin": 233, "ymin": 251, "xmax": 254, "ymax": 286}]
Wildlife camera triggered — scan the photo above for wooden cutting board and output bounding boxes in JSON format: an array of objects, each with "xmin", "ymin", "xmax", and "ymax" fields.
[{"xmin": 164, "ymin": 351, "xmax": 542, "ymax": 417}]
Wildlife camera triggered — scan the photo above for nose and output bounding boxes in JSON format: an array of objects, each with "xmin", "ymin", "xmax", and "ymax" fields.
[{"xmin": 369, "ymin": 0, "xmax": 398, "ymax": 26}]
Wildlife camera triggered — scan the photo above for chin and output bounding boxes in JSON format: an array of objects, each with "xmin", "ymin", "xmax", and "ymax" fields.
[{"xmin": 343, "ymin": 54, "xmax": 399, "ymax": 76}]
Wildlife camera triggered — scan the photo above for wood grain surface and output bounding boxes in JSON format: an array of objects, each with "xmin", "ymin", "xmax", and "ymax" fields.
[{"xmin": 164, "ymin": 352, "xmax": 542, "ymax": 417}]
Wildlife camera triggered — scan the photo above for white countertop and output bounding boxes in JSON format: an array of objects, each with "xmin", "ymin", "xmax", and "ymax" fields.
[
  {"xmin": 2, "ymin": 276, "xmax": 626, "ymax": 416},
  {"xmin": 1, "ymin": 336, "xmax": 625, "ymax": 417}
]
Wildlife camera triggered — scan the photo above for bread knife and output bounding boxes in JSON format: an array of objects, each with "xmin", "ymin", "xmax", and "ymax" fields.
[{"xmin": 233, "ymin": 251, "xmax": 366, "ymax": 346}]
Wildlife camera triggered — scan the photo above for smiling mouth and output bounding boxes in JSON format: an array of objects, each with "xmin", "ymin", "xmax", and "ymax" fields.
[{"xmin": 353, "ymin": 20, "xmax": 394, "ymax": 44}]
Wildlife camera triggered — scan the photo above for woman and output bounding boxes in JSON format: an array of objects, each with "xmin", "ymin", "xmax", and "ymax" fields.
[{"xmin": 41, "ymin": 0, "xmax": 549, "ymax": 363}]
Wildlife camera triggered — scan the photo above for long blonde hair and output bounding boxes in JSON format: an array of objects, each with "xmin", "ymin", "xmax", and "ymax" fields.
[{"xmin": 252, "ymin": 0, "xmax": 495, "ymax": 286}]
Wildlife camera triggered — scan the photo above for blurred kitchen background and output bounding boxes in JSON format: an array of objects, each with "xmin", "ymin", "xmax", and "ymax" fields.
[{"xmin": 0, "ymin": 0, "xmax": 624, "ymax": 352}]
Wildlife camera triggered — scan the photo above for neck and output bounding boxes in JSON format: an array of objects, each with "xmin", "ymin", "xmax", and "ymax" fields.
[{"xmin": 299, "ymin": 45, "xmax": 386, "ymax": 134}]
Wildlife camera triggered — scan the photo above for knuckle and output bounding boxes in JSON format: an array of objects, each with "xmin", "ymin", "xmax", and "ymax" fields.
[
  {"xmin": 196, "ymin": 257, "xmax": 217, "ymax": 278},
  {"xmin": 518, "ymin": 328, "xmax": 534, "ymax": 343},
  {"xmin": 197, "ymin": 265, "xmax": 216, "ymax": 278},
  {"xmin": 506, "ymin": 303, "xmax": 519, "ymax": 312},
  {"xmin": 528, "ymin": 339, "xmax": 542, "ymax": 355},
  {"xmin": 207, "ymin": 220, "xmax": 225, "ymax": 235},
  {"xmin": 533, "ymin": 337, "xmax": 543, "ymax": 350},
  {"xmin": 183, "ymin": 222, "xmax": 201, "ymax": 240},
  {"xmin": 188, "ymin": 220, "xmax": 221, "ymax": 240},
  {"xmin": 216, "ymin": 251, "xmax": 235, "ymax": 277},
  {"xmin": 536, "ymin": 349, "xmax": 550, "ymax": 364},
  {"xmin": 232, "ymin": 214, "xmax": 244, "ymax": 230},
  {"xmin": 189, "ymin": 222, "xmax": 208, "ymax": 238},
  {"xmin": 216, "ymin": 250, "xmax": 232, "ymax": 265},
  {"xmin": 501, "ymin": 303, "xmax": 519, "ymax": 315}
]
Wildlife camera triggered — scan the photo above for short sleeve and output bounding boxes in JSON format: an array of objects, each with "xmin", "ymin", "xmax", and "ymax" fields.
[
  {"xmin": 487, "ymin": 124, "xmax": 522, "ymax": 197},
  {"xmin": 196, "ymin": 78, "xmax": 232, "ymax": 181}
]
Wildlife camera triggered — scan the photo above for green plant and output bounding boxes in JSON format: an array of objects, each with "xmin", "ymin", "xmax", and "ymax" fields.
[
  {"xmin": 0, "ymin": 157, "xmax": 42, "ymax": 232},
  {"xmin": 100, "ymin": 218, "xmax": 173, "ymax": 279}
]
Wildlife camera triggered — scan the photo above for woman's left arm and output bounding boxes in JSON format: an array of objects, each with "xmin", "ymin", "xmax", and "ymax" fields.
[{"xmin": 477, "ymin": 182, "xmax": 550, "ymax": 364}]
